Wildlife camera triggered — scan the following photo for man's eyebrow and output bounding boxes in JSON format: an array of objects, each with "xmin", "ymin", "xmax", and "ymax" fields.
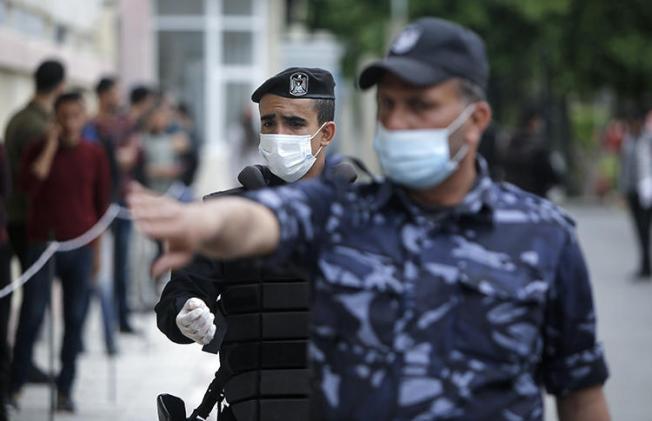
[
  {"xmin": 281, "ymin": 115, "xmax": 307, "ymax": 125},
  {"xmin": 406, "ymin": 95, "xmax": 435, "ymax": 104},
  {"xmin": 260, "ymin": 114, "xmax": 276, "ymax": 121}
]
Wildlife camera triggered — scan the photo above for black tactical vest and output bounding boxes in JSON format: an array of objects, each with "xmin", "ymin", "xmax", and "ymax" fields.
[
  {"xmin": 201, "ymin": 166, "xmax": 311, "ymax": 421},
  {"xmin": 216, "ymin": 260, "xmax": 311, "ymax": 421}
]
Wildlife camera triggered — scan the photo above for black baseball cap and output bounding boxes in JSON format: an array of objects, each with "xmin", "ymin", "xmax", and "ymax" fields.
[
  {"xmin": 251, "ymin": 67, "xmax": 335, "ymax": 103},
  {"xmin": 358, "ymin": 17, "xmax": 489, "ymax": 90}
]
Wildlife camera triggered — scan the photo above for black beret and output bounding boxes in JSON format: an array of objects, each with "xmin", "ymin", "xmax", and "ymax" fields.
[{"xmin": 251, "ymin": 67, "xmax": 335, "ymax": 103}]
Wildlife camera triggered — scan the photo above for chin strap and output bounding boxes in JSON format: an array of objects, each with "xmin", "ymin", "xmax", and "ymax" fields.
[{"xmin": 188, "ymin": 367, "xmax": 231, "ymax": 420}]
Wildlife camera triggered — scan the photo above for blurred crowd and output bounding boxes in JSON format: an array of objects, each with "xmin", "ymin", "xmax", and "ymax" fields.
[
  {"xmin": 598, "ymin": 110, "xmax": 652, "ymax": 279},
  {"xmin": 480, "ymin": 106, "xmax": 564, "ymax": 199},
  {"xmin": 496, "ymin": 103, "xmax": 652, "ymax": 280},
  {"xmin": 0, "ymin": 59, "xmax": 202, "ymax": 417}
]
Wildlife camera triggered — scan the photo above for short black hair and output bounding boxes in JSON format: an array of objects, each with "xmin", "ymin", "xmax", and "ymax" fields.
[
  {"xmin": 54, "ymin": 91, "xmax": 83, "ymax": 111},
  {"xmin": 313, "ymin": 99, "xmax": 335, "ymax": 125},
  {"xmin": 96, "ymin": 77, "xmax": 117, "ymax": 96},
  {"xmin": 455, "ymin": 78, "xmax": 486, "ymax": 104},
  {"xmin": 130, "ymin": 85, "xmax": 153, "ymax": 105},
  {"xmin": 34, "ymin": 60, "xmax": 65, "ymax": 94}
]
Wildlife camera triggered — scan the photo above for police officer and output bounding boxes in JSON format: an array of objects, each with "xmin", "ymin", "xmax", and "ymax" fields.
[
  {"xmin": 133, "ymin": 18, "xmax": 610, "ymax": 421},
  {"xmin": 155, "ymin": 67, "xmax": 351, "ymax": 421}
]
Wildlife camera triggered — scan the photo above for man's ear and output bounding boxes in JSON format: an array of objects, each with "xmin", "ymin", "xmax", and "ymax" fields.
[
  {"xmin": 467, "ymin": 101, "xmax": 492, "ymax": 146},
  {"xmin": 319, "ymin": 121, "xmax": 336, "ymax": 146}
]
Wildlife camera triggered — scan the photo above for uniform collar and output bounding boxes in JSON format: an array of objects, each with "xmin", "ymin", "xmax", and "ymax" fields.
[
  {"xmin": 375, "ymin": 156, "xmax": 496, "ymax": 224},
  {"xmin": 246, "ymin": 154, "xmax": 347, "ymax": 189}
]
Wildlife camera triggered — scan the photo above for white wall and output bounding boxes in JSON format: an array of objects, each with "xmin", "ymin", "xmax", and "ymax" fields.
[
  {"xmin": 118, "ymin": 0, "xmax": 156, "ymax": 89},
  {"xmin": 0, "ymin": 69, "xmax": 32, "ymax": 138},
  {"xmin": 0, "ymin": 0, "xmax": 117, "ymax": 136}
]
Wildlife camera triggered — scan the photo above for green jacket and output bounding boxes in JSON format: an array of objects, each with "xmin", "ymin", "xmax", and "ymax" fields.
[{"xmin": 3, "ymin": 101, "xmax": 49, "ymax": 223}]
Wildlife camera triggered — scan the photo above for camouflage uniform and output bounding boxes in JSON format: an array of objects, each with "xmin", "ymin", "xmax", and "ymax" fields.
[{"xmin": 246, "ymin": 158, "xmax": 608, "ymax": 420}]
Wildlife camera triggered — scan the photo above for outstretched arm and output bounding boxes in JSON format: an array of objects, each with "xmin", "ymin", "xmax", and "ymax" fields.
[
  {"xmin": 128, "ymin": 183, "xmax": 280, "ymax": 277},
  {"xmin": 557, "ymin": 386, "xmax": 610, "ymax": 421}
]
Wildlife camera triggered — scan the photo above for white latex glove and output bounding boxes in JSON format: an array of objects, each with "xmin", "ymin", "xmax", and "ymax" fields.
[{"xmin": 176, "ymin": 298, "xmax": 216, "ymax": 345}]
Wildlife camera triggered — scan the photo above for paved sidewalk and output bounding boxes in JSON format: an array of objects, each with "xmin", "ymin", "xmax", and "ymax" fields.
[
  {"xmin": 14, "ymin": 309, "xmax": 218, "ymax": 421},
  {"xmin": 567, "ymin": 203, "xmax": 652, "ymax": 421},
  {"xmin": 12, "ymin": 202, "xmax": 652, "ymax": 421}
]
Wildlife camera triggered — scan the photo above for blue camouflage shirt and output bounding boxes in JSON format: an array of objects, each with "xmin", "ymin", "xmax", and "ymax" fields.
[{"xmin": 246, "ymin": 159, "xmax": 608, "ymax": 420}]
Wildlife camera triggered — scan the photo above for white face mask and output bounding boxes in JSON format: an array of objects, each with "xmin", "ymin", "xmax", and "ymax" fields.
[{"xmin": 258, "ymin": 122, "xmax": 328, "ymax": 182}]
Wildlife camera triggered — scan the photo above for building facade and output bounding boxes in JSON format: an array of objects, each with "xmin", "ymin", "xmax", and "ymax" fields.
[
  {"xmin": 0, "ymin": 0, "xmax": 117, "ymax": 133},
  {"xmin": 153, "ymin": 0, "xmax": 285, "ymax": 192},
  {"xmin": 151, "ymin": 0, "xmax": 374, "ymax": 194}
]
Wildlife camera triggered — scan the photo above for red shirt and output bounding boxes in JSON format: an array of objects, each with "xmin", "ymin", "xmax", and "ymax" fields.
[
  {"xmin": 21, "ymin": 138, "xmax": 110, "ymax": 243},
  {"xmin": 0, "ymin": 145, "xmax": 9, "ymax": 244}
]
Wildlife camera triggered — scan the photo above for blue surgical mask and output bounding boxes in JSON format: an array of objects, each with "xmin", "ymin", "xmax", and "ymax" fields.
[{"xmin": 373, "ymin": 104, "xmax": 476, "ymax": 189}]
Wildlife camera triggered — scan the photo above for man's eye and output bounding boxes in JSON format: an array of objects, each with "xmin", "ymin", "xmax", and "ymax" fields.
[
  {"xmin": 262, "ymin": 121, "xmax": 274, "ymax": 128},
  {"xmin": 410, "ymin": 101, "xmax": 429, "ymax": 112},
  {"xmin": 379, "ymin": 98, "xmax": 393, "ymax": 111}
]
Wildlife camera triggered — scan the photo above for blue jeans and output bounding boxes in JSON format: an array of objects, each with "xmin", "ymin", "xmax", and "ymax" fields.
[
  {"xmin": 94, "ymin": 272, "xmax": 117, "ymax": 353},
  {"xmin": 0, "ymin": 242, "xmax": 12, "ymax": 402},
  {"xmin": 81, "ymin": 234, "xmax": 117, "ymax": 353},
  {"xmin": 112, "ymin": 217, "xmax": 132, "ymax": 329},
  {"xmin": 10, "ymin": 244, "xmax": 93, "ymax": 396}
]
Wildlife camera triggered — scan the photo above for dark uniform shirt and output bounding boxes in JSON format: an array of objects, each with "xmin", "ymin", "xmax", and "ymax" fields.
[{"xmin": 244, "ymin": 158, "xmax": 608, "ymax": 420}]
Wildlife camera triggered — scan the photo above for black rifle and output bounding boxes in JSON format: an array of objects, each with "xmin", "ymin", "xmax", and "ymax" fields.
[{"xmin": 157, "ymin": 368, "xmax": 234, "ymax": 421}]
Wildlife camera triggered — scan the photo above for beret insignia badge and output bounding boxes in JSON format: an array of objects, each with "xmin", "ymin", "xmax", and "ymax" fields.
[{"xmin": 289, "ymin": 72, "xmax": 308, "ymax": 96}]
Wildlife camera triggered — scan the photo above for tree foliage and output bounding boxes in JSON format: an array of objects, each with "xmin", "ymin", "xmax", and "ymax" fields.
[{"xmin": 307, "ymin": 0, "xmax": 652, "ymax": 114}]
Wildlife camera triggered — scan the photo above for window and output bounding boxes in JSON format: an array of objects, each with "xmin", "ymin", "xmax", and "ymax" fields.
[
  {"xmin": 12, "ymin": 8, "xmax": 47, "ymax": 39},
  {"xmin": 223, "ymin": 0, "xmax": 253, "ymax": 16},
  {"xmin": 0, "ymin": 0, "xmax": 7, "ymax": 25},
  {"xmin": 222, "ymin": 31, "xmax": 253, "ymax": 65},
  {"xmin": 224, "ymin": 82, "xmax": 252, "ymax": 137},
  {"xmin": 157, "ymin": 0, "xmax": 204, "ymax": 16},
  {"xmin": 158, "ymin": 31, "xmax": 206, "ymax": 142}
]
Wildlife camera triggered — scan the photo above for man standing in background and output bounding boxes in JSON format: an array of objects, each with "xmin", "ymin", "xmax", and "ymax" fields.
[
  {"xmin": 86, "ymin": 78, "xmax": 143, "ymax": 333},
  {"xmin": 0, "ymin": 144, "xmax": 11, "ymax": 421},
  {"xmin": 109, "ymin": 84, "xmax": 157, "ymax": 329},
  {"xmin": 11, "ymin": 92, "xmax": 110, "ymax": 412},
  {"xmin": 3, "ymin": 59, "xmax": 66, "ymax": 385},
  {"xmin": 620, "ymin": 110, "xmax": 652, "ymax": 279}
]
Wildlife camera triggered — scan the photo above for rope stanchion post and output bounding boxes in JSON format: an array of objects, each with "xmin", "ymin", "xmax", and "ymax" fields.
[
  {"xmin": 47, "ymin": 234, "xmax": 56, "ymax": 421},
  {"xmin": 109, "ymin": 355, "xmax": 117, "ymax": 404}
]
